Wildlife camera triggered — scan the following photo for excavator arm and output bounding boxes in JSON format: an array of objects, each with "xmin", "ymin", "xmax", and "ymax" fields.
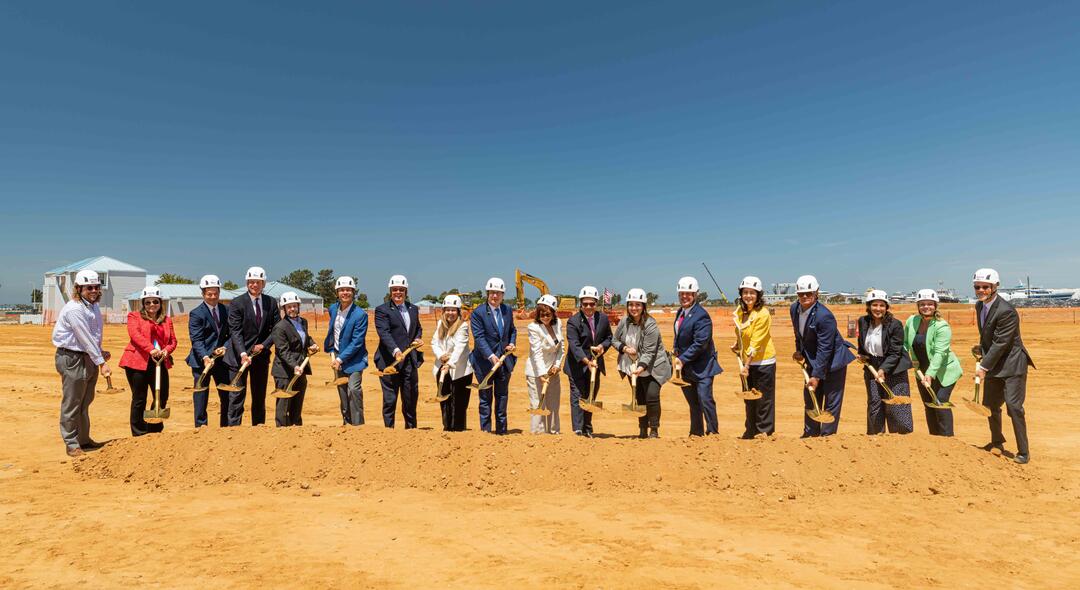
[{"xmin": 515, "ymin": 269, "xmax": 550, "ymax": 310}]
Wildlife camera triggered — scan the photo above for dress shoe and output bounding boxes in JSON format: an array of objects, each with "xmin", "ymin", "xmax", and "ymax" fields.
[
  {"xmin": 581, "ymin": 431, "xmax": 594, "ymax": 439},
  {"xmin": 1014, "ymin": 453, "xmax": 1030, "ymax": 465},
  {"xmin": 648, "ymin": 428, "xmax": 659, "ymax": 439},
  {"xmin": 81, "ymin": 440, "xmax": 105, "ymax": 450},
  {"xmin": 66, "ymin": 447, "xmax": 84, "ymax": 457},
  {"xmin": 980, "ymin": 442, "xmax": 1004, "ymax": 456},
  {"xmin": 639, "ymin": 428, "xmax": 648, "ymax": 439}
]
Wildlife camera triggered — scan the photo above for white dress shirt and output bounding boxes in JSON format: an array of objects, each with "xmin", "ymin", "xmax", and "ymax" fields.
[
  {"xmin": 51, "ymin": 299, "xmax": 105, "ymax": 365},
  {"xmin": 864, "ymin": 324, "xmax": 884, "ymax": 357}
]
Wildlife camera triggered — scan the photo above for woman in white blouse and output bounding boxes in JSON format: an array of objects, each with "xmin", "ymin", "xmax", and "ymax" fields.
[
  {"xmin": 431, "ymin": 294, "xmax": 473, "ymax": 431},
  {"xmin": 525, "ymin": 294, "xmax": 566, "ymax": 434},
  {"xmin": 857, "ymin": 290, "xmax": 914, "ymax": 434}
]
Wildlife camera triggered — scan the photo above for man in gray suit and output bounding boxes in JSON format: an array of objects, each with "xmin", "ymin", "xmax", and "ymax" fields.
[{"xmin": 973, "ymin": 268, "xmax": 1035, "ymax": 464}]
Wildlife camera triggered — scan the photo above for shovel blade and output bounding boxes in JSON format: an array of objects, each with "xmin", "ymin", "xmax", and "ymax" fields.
[
  {"xmin": 735, "ymin": 388, "xmax": 763, "ymax": 401},
  {"xmin": 883, "ymin": 396, "xmax": 913, "ymax": 406},
  {"xmin": 326, "ymin": 377, "xmax": 351, "ymax": 386},
  {"xmin": 270, "ymin": 389, "xmax": 298, "ymax": 399},
  {"xmin": 143, "ymin": 408, "xmax": 170, "ymax": 424},
  {"xmin": 375, "ymin": 367, "xmax": 399, "ymax": 377},
  {"xmin": 806, "ymin": 409, "xmax": 836, "ymax": 424},
  {"xmin": 962, "ymin": 399, "xmax": 991, "ymax": 416},
  {"xmin": 621, "ymin": 404, "xmax": 647, "ymax": 416},
  {"xmin": 527, "ymin": 408, "xmax": 552, "ymax": 416},
  {"xmin": 579, "ymin": 401, "xmax": 603, "ymax": 413},
  {"xmin": 669, "ymin": 377, "xmax": 690, "ymax": 387},
  {"xmin": 184, "ymin": 386, "xmax": 210, "ymax": 393},
  {"xmin": 924, "ymin": 401, "xmax": 954, "ymax": 409},
  {"xmin": 218, "ymin": 384, "xmax": 244, "ymax": 392},
  {"xmin": 100, "ymin": 387, "xmax": 124, "ymax": 395}
]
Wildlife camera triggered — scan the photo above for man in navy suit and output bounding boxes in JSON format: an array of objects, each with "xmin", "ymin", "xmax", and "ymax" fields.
[
  {"xmin": 186, "ymin": 274, "xmax": 232, "ymax": 427},
  {"xmin": 563, "ymin": 285, "xmax": 612, "ymax": 437},
  {"xmin": 374, "ymin": 274, "xmax": 424, "ymax": 428},
  {"xmin": 224, "ymin": 266, "xmax": 279, "ymax": 426},
  {"xmin": 672, "ymin": 276, "xmax": 723, "ymax": 436},
  {"xmin": 324, "ymin": 276, "xmax": 369, "ymax": 426},
  {"xmin": 469, "ymin": 277, "xmax": 517, "ymax": 434},
  {"xmin": 790, "ymin": 275, "xmax": 856, "ymax": 437}
]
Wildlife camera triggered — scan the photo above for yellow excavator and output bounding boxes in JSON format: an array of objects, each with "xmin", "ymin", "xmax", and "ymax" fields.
[{"xmin": 515, "ymin": 270, "xmax": 577, "ymax": 318}]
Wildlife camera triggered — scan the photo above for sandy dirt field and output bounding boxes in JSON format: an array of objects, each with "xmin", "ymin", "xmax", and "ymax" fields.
[{"xmin": 2, "ymin": 304, "xmax": 1078, "ymax": 589}]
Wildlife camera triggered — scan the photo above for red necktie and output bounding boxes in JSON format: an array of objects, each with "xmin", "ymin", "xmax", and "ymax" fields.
[
  {"xmin": 254, "ymin": 298, "xmax": 262, "ymax": 327},
  {"xmin": 676, "ymin": 314, "xmax": 684, "ymax": 333}
]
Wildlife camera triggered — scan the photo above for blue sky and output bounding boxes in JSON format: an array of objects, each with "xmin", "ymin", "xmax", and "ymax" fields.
[{"xmin": 2, "ymin": 1, "xmax": 1079, "ymax": 303}]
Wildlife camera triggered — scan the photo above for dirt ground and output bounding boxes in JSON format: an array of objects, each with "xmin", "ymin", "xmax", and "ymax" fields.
[{"xmin": 2, "ymin": 304, "xmax": 1078, "ymax": 589}]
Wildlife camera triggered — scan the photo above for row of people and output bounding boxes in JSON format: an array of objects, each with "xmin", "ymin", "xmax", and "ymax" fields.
[{"xmin": 51, "ymin": 267, "xmax": 1033, "ymax": 463}]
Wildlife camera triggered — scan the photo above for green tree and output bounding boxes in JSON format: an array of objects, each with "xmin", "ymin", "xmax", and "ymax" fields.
[
  {"xmin": 157, "ymin": 273, "xmax": 194, "ymax": 285},
  {"xmin": 646, "ymin": 291, "xmax": 660, "ymax": 306},
  {"xmin": 280, "ymin": 269, "xmax": 315, "ymax": 293},
  {"xmin": 356, "ymin": 292, "xmax": 370, "ymax": 308},
  {"xmin": 223, "ymin": 280, "xmax": 239, "ymax": 291},
  {"xmin": 314, "ymin": 268, "xmax": 336, "ymax": 306},
  {"xmin": 610, "ymin": 293, "xmax": 622, "ymax": 306},
  {"xmin": 30, "ymin": 288, "xmax": 42, "ymax": 303},
  {"xmin": 696, "ymin": 291, "xmax": 709, "ymax": 304}
]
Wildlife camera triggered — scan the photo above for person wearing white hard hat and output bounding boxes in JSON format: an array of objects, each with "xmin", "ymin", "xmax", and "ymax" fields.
[
  {"xmin": 526, "ymin": 295, "xmax": 567, "ymax": 434},
  {"xmin": 563, "ymin": 285, "xmax": 613, "ymax": 437},
  {"xmin": 732, "ymin": 276, "xmax": 777, "ymax": 438},
  {"xmin": 973, "ymin": 268, "xmax": 1034, "ymax": 463},
  {"xmin": 612, "ymin": 288, "xmax": 672, "ymax": 438},
  {"xmin": 224, "ymin": 266, "xmax": 279, "ymax": 426},
  {"xmin": 51, "ymin": 269, "xmax": 112, "ymax": 456},
  {"xmin": 470, "ymin": 277, "xmax": 517, "ymax": 434},
  {"xmin": 790, "ymin": 275, "xmax": 856, "ymax": 437},
  {"xmin": 270, "ymin": 292, "xmax": 318, "ymax": 426},
  {"xmin": 904, "ymin": 289, "xmax": 962, "ymax": 437},
  {"xmin": 119, "ymin": 286, "xmax": 178, "ymax": 436},
  {"xmin": 186, "ymin": 274, "xmax": 232, "ymax": 427},
  {"xmin": 324, "ymin": 276, "xmax": 368, "ymax": 426},
  {"xmin": 374, "ymin": 274, "xmax": 425, "ymax": 429},
  {"xmin": 672, "ymin": 276, "xmax": 723, "ymax": 436},
  {"xmin": 856, "ymin": 290, "xmax": 913, "ymax": 435},
  {"xmin": 431, "ymin": 294, "xmax": 473, "ymax": 431}
]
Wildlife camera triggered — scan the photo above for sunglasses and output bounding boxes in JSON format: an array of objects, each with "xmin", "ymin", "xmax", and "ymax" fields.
[
  {"xmin": 581, "ymin": 302, "xmax": 596, "ymax": 307},
  {"xmin": 974, "ymin": 285, "xmax": 994, "ymax": 291},
  {"xmin": 84, "ymin": 285, "xmax": 102, "ymax": 291},
  {"xmin": 144, "ymin": 299, "xmax": 161, "ymax": 305}
]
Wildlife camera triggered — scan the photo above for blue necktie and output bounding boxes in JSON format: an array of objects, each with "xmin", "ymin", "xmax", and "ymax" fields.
[{"xmin": 494, "ymin": 308, "xmax": 503, "ymax": 336}]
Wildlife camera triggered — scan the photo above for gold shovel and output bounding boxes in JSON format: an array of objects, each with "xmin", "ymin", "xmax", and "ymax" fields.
[
  {"xmin": 99, "ymin": 374, "xmax": 124, "ymax": 395},
  {"xmin": 621, "ymin": 373, "xmax": 647, "ymax": 416},
  {"xmin": 470, "ymin": 351, "xmax": 514, "ymax": 390},
  {"xmin": 426, "ymin": 364, "xmax": 452, "ymax": 403},
  {"xmin": 325, "ymin": 352, "xmax": 352, "ymax": 386},
  {"xmin": 374, "ymin": 341, "xmax": 423, "ymax": 377},
  {"xmin": 218, "ymin": 349, "xmax": 262, "ymax": 392},
  {"xmin": 799, "ymin": 360, "xmax": 835, "ymax": 424},
  {"xmin": 184, "ymin": 347, "xmax": 225, "ymax": 393},
  {"xmin": 732, "ymin": 322, "xmax": 763, "ymax": 400},
  {"xmin": 528, "ymin": 375, "xmax": 553, "ymax": 416},
  {"xmin": 854, "ymin": 355, "xmax": 911, "ymax": 406},
  {"xmin": 144, "ymin": 350, "xmax": 170, "ymax": 424},
  {"xmin": 668, "ymin": 352, "xmax": 690, "ymax": 387},
  {"xmin": 271, "ymin": 349, "xmax": 317, "ymax": 399},
  {"xmin": 963, "ymin": 346, "xmax": 992, "ymax": 417},
  {"xmin": 578, "ymin": 349, "xmax": 605, "ymax": 413},
  {"xmin": 915, "ymin": 369, "xmax": 954, "ymax": 409}
]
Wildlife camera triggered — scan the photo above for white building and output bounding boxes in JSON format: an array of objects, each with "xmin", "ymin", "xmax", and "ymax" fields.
[
  {"xmin": 126, "ymin": 284, "xmax": 244, "ymax": 317},
  {"xmin": 43, "ymin": 256, "xmax": 148, "ymax": 323}
]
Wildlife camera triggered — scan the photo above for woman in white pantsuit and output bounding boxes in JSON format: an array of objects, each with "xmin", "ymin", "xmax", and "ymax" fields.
[{"xmin": 525, "ymin": 295, "xmax": 566, "ymax": 434}]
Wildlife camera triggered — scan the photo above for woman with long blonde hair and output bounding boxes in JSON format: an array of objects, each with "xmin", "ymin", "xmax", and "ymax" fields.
[{"xmin": 431, "ymin": 294, "xmax": 473, "ymax": 431}]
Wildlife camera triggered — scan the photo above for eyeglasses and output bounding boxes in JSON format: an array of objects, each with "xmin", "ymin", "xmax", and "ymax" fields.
[{"xmin": 973, "ymin": 285, "xmax": 994, "ymax": 291}]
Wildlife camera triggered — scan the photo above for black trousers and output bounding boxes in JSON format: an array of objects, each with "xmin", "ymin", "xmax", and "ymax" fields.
[
  {"xmin": 915, "ymin": 377, "xmax": 955, "ymax": 436},
  {"xmin": 381, "ymin": 365, "xmax": 419, "ymax": 429},
  {"xmin": 743, "ymin": 364, "xmax": 776, "ymax": 437},
  {"xmin": 635, "ymin": 375, "xmax": 662, "ymax": 431},
  {"xmin": 984, "ymin": 373, "xmax": 1029, "ymax": 455},
  {"xmin": 567, "ymin": 371, "xmax": 597, "ymax": 434},
  {"xmin": 439, "ymin": 374, "xmax": 471, "ymax": 432},
  {"xmin": 274, "ymin": 375, "xmax": 306, "ymax": 427},
  {"xmin": 226, "ymin": 358, "xmax": 270, "ymax": 426},
  {"xmin": 125, "ymin": 365, "xmax": 169, "ymax": 437},
  {"xmin": 191, "ymin": 364, "xmax": 230, "ymax": 428}
]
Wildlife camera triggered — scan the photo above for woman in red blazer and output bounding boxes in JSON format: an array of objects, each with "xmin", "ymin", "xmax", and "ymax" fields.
[{"xmin": 119, "ymin": 287, "xmax": 178, "ymax": 436}]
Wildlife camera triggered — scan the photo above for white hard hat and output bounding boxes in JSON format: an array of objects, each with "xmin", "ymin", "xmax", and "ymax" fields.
[
  {"xmin": 864, "ymin": 289, "xmax": 889, "ymax": 304},
  {"xmin": 388, "ymin": 274, "xmax": 409, "ymax": 289},
  {"xmin": 74, "ymin": 270, "xmax": 101, "ymax": 286},
  {"xmin": 443, "ymin": 294, "xmax": 463, "ymax": 308},
  {"xmin": 140, "ymin": 286, "xmax": 162, "ymax": 300},
  {"xmin": 796, "ymin": 275, "xmax": 820, "ymax": 293},
  {"xmin": 245, "ymin": 266, "xmax": 267, "ymax": 281},
  {"xmin": 579, "ymin": 285, "xmax": 600, "ymax": 300},
  {"xmin": 677, "ymin": 276, "xmax": 699, "ymax": 293},
  {"xmin": 279, "ymin": 291, "xmax": 301, "ymax": 306},
  {"xmin": 739, "ymin": 276, "xmax": 763, "ymax": 292},
  {"xmin": 485, "ymin": 277, "xmax": 506, "ymax": 292},
  {"xmin": 537, "ymin": 294, "xmax": 559, "ymax": 309},
  {"xmin": 626, "ymin": 288, "xmax": 647, "ymax": 304},
  {"xmin": 915, "ymin": 288, "xmax": 939, "ymax": 303},
  {"xmin": 199, "ymin": 274, "xmax": 221, "ymax": 289},
  {"xmin": 973, "ymin": 268, "xmax": 1000, "ymax": 285},
  {"xmin": 335, "ymin": 276, "xmax": 356, "ymax": 290}
]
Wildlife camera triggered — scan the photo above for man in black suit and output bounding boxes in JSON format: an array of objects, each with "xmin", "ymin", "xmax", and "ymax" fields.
[
  {"xmin": 374, "ymin": 274, "xmax": 424, "ymax": 428},
  {"xmin": 225, "ymin": 266, "xmax": 279, "ymax": 426},
  {"xmin": 562, "ymin": 286, "xmax": 612, "ymax": 437},
  {"xmin": 973, "ymin": 268, "xmax": 1035, "ymax": 464}
]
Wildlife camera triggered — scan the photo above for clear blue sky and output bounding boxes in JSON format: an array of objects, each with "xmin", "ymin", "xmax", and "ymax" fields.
[{"xmin": 2, "ymin": 1, "xmax": 1079, "ymax": 303}]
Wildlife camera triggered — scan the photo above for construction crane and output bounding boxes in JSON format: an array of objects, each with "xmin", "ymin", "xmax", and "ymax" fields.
[{"xmin": 700, "ymin": 262, "xmax": 730, "ymax": 305}]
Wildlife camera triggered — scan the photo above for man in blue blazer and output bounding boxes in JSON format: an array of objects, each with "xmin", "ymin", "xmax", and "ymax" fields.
[
  {"xmin": 469, "ymin": 277, "xmax": 517, "ymax": 434},
  {"xmin": 225, "ymin": 266, "xmax": 279, "ymax": 426},
  {"xmin": 790, "ymin": 275, "xmax": 856, "ymax": 437},
  {"xmin": 374, "ymin": 274, "xmax": 424, "ymax": 428},
  {"xmin": 186, "ymin": 274, "xmax": 232, "ymax": 427},
  {"xmin": 563, "ymin": 285, "xmax": 612, "ymax": 437},
  {"xmin": 672, "ymin": 276, "xmax": 723, "ymax": 436},
  {"xmin": 324, "ymin": 276, "xmax": 368, "ymax": 426}
]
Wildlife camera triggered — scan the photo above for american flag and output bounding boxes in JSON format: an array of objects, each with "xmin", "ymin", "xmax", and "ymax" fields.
[{"xmin": 602, "ymin": 288, "xmax": 612, "ymax": 305}]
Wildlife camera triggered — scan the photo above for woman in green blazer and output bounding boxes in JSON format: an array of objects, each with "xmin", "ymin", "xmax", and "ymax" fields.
[{"xmin": 904, "ymin": 289, "xmax": 963, "ymax": 436}]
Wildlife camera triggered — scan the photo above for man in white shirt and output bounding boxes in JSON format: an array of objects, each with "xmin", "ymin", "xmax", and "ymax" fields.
[{"xmin": 51, "ymin": 269, "xmax": 111, "ymax": 456}]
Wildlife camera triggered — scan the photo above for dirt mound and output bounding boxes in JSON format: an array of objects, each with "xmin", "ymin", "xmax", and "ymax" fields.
[{"xmin": 74, "ymin": 427, "xmax": 1045, "ymax": 498}]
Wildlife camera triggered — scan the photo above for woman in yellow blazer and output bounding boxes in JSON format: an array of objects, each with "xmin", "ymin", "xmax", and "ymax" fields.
[{"xmin": 731, "ymin": 276, "xmax": 777, "ymax": 438}]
